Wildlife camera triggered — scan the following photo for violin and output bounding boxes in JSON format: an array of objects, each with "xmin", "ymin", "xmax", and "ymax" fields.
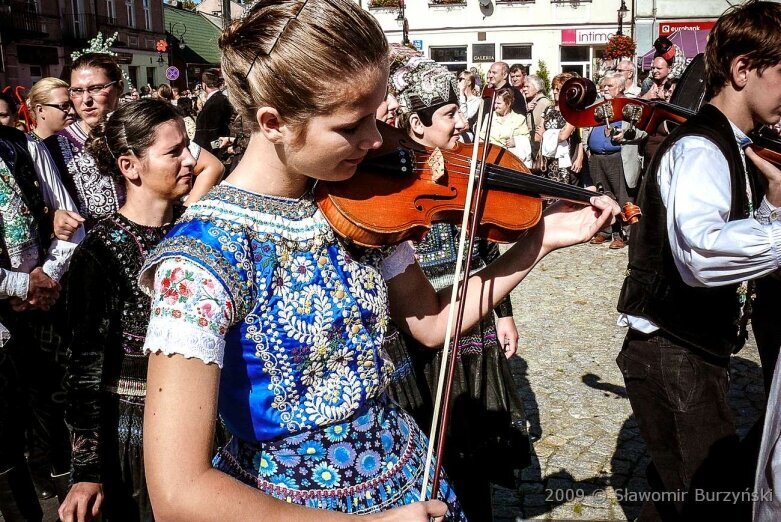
[
  {"xmin": 314, "ymin": 121, "xmax": 641, "ymax": 248},
  {"xmin": 558, "ymin": 77, "xmax": 781, "ymax": 168}
]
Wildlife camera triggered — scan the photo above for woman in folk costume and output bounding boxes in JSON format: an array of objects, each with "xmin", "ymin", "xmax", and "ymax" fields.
[
  {"xmin": 44, "ymin": 47, "xmax": 223, "ymax": 240},
  {"xmin": 137, "ymin": 1, "xmax": 619, "ymax": 520},
  {"xmin": 58, "ymin": 99, "xmax": 195, "ymax": 522},
  {"xmin": 384, "ymin": 56, "xmax": 531, "ymax": 521}
]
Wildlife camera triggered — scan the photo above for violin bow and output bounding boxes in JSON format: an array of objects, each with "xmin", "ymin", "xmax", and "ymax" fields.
[{"xmin": 421, "ymin": 85, "xmax": 499, "ymax": 500}]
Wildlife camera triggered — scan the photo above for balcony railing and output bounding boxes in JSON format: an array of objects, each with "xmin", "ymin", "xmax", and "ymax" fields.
[
  {"xmin": 0, "ymin": 7, "xmax": 57, "ymax": 40},
  {"xmin": 62, "ymin": 12, "xmax": 162, "ymax": 48},
  {"xmin": 62, "ymin": 13, "xmax": 118, "ymax": 43},
  {"xmin": 368, "ymin": 0, "xmax": 400, "ymax": 7}
]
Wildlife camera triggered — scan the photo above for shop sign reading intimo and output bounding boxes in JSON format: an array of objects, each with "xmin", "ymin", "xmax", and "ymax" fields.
[{"xmin": 561, "ymin": 28, "xmax": 619, "ymax": 46}]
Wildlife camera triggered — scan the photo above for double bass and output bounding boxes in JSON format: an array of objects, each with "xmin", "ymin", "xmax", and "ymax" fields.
[{"xmin": 556, "ymin": 76, "xmax": 781, "ymax": 168}]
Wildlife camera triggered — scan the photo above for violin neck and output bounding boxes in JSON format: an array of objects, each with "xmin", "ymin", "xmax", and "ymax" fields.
[{"xmin": 485, "ymin": 164, "xmax": 595, "ymax": 205}]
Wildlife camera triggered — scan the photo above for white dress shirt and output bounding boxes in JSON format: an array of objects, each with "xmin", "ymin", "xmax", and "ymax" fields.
[
  {"xmin": 27, "ymin": 137, "xmax": 84, "ymax": 282},
  {"xmin": 617, "ymin": 118, "xmax": 781, "ymax": 333}
]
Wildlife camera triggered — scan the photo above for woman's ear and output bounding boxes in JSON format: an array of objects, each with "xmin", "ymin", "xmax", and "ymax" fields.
[
  {"xmin": 409, "ymin": 113, "xmax": 425, "ymax": 138},
  {"xmin": 117, "ymin": 153, "xmax": 140, "ymax": 181},
  {"xmin": 256, "ymin": 107, "xmax": 285, "ymax": 143}
]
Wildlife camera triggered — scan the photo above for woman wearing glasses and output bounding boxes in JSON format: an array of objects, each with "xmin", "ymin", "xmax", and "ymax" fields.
[
  {"xmin": 45, "ymin": 53, "xmax": 223, "ymax": 240},
  {"xmin": 28, "ymin": 78, "xmax": 77, "ymax": 141},
  {"xmin": 43, "ymin": 52, "xmax": 127, "ymax": 234}
]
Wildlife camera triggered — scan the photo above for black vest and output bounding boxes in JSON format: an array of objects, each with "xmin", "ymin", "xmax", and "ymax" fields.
[
  {"xmin": 616, "ymin": 104, "xmax": 762, "ymax": 359},
  {"xmin": 0, "ymin": 126, "xmax": 53, "ymax": 270}
]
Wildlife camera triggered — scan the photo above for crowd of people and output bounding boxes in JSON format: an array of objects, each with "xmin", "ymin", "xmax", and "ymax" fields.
[{"xmin": 0, "ymin": 0, "xmax": 781, "ymax": 521}]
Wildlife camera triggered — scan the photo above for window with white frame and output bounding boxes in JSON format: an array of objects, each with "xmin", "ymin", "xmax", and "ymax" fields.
[
  {"xmin": 126, "ymin": 0, "xmax": 135, "ymax": 28},
  {"xmin": 142, "ymin": 0, "xmax": 150, "ymax": 30},
  {"xmin": 430, "ymin": 46, "xmax": 468, "ymax": 73},
  {"xmin": 501, "ymin": 44, "xmax": 532, "ymax": 72},
  {"xmin": 560, "ymin": 46, "xmax": 591, "ymax": 79}
]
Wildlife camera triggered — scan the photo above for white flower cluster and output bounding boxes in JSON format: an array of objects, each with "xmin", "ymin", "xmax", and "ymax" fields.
[{"xmin": 70, "ymin": 32, "xmax": 134, "ymax": 90}]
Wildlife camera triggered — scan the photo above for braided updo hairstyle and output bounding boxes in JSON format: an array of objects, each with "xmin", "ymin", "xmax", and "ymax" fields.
[
  {"xmin": 218, "ymin": 0, "xmax": 389, "ymax": 133},
  {"xmin": 85, "ymin": 98, "xmax": 183, "ymax": 179}
]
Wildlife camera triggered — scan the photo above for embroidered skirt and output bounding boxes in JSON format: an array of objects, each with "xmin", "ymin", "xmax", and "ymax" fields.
[{"xmin": 213, "ymin": 397, "xmax": 465, "ymax": 520}]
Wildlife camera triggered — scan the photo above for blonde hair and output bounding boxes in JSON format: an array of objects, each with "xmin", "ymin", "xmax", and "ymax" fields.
[
  {"xmin": 460, "ymin": 70, "xmax": 479, "ymax": 96},
  {"xmin": 27, "ymin": 77, "xmax": 69, "ymax": 123},
  {"xmin": 218, "ymin": 0, "xmax": 389, "ymax": 132}
]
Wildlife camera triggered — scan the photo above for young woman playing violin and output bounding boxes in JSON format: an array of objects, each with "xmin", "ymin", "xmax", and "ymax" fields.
[
  {"xmin": 139, "ymin": 1, "xmax": 619, "ymax": 521},
  {"xmin": 385, "ymin": 56, "xmax": 530, "ymax": 521}
]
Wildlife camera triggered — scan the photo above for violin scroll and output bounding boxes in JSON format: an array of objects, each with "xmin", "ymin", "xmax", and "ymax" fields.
[{"xmin": 561, "ymin": 77, "xmax": 598, "ymax": 111}]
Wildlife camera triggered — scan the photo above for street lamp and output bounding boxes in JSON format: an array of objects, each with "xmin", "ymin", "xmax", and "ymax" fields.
[
  {"xmin": 169, "ymin": 22, "xmax": 187, "ymax": 50},
  {"xmin": 617, "ymin": 0, "xmax": 629, "ymax": 36},
  {"xmin": 396, "ymin": 0, "xmax": 409, "ymax": 46}
]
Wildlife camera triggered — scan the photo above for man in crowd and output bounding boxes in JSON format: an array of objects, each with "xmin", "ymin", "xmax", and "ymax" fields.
[
  {"xmin": 509, "ymin": 63, "xmax": 526, "ymax": 90},
  {"xmin": 584, "ymin": 72, "xmax": 644, "ymax": 250},
  {"xmin": 487, "ymin": 61, "xmax": 526, "ymax": 115},
  {"xmin": 641, "ymin": 56, "xmax": 672, "ymax": 101},
  {"xmin": 193, "ymin": 68, "xmax": 234, "ymax": 162},
  {"xmin": 616, "ymin": 59, "xmax": 641, "ymax": 98},
  {"xmin": 614, "ymin": 2, "xmax": 781, "ymax": 519}
]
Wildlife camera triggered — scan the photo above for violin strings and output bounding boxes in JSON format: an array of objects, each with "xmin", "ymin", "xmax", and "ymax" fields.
[{"xmin": 407, "ymin": 159, "xmax": 597, "ymax": 202}]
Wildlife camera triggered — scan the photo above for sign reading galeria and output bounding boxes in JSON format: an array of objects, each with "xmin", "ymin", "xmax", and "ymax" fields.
[
  {"xmin": 472, "ymin": 43, "xmax": 495, "ymax": 63},
  {"xmin": 658, "ymin": 20, "xmax": 716, "ymax": 36},
  {"xmin": 561, "ymin": 28, "xmax": 619, "ymax": 46}
]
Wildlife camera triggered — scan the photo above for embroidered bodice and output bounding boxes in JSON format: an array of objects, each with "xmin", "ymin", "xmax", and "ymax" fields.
[
  {"xmin": 141, "ymin": 184, "xmax": 406, "ymax": 442},
  {"xmin": 48, "ymin": 123, "xmax": 125, "ymax": 229},
  {"xmin": 65, "ymin": 212, "xmax": 172, "ymax": 482}
]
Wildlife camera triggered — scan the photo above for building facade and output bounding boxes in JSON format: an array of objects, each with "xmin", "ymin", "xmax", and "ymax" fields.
[
  {"xmin": 0, "ymin": 0, "xmax": 167, "ymax": 90},
  {"xmin": 364, "ymin": 0, "xmax": 729, "ymax": 80}
]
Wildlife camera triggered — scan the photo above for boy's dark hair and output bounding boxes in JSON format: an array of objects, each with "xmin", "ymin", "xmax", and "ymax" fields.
[
  {"xmin": 705, "ymin": 0, "xmax": 781, "ymax": 99},
  {"xmin": 201, "ymin": 69, "xmax": 223, "ymax": 89}
]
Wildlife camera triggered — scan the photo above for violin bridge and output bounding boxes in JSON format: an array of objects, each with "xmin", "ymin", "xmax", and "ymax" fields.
[{"xmin": 428, "ymin": 147, "xmax": 446, "ymax": 183}]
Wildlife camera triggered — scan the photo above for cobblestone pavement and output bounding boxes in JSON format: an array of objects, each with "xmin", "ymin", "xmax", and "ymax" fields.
[{"xmin": 492, "ymin": 242, "xmax": 767, "ymax": 521}]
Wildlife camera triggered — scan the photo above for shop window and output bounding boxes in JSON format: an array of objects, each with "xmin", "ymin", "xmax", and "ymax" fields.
[
  {"xmin": 430, "ymin": 46, "xmax": 467, "ymax": 72},
  {"xmin": 501, "ymin": 44, "xmax": 532, "ymax": 71}
]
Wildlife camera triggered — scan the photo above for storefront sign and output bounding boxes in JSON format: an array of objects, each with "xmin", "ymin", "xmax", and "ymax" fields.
[
  {"xmin": 658, "ymin": 20, "xmax": 716, "ymax": 37},
  {"xmin": 472, "ymin": 43, "xmax": 495, "ymax": 63},
  {"xmin": 561, "ymin": 29, "xmax": 618, "ymax": 46}
]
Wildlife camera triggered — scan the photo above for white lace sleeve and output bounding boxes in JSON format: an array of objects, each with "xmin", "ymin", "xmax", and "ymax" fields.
[
  {"xmin": 380, "ymin": 241, "xmax": 417, "ymax": 281},
  {"xmin": 143, "ymin": 257, "xmax": 233, "ymax": 368}
]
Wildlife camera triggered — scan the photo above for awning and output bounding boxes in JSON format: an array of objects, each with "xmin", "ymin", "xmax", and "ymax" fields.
[{"xmin": 639, "ymin": 29, "xmax": 709, "ymax": 70}]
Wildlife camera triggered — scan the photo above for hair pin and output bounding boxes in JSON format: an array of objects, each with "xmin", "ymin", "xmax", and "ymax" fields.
[{"xmin": 244, "ymin": 0, "xmax": 309, "ymax": 81}]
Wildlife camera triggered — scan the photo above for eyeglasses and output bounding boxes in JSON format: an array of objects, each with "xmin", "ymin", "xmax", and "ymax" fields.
[
  {"xmin": 40, "ymin": 102, "xmax": 73, "ymax": 112},
  {"xmin": 68, "ymin": 81, "xmax": 118, "ymax": 98}
]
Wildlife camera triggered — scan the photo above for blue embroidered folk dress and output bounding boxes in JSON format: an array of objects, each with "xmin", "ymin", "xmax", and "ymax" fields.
[{"xmin": 139, "ymin": 184, "xmax": 465, "ymax": 519}]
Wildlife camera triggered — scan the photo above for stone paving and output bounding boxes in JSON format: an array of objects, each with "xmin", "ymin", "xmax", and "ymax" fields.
[{"xmin": 491, "ymin": 242, "xmax": 768, "ymax": 521}]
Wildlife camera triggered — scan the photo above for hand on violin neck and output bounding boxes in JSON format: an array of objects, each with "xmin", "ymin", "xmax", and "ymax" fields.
[{"xmin": 539, "ymin": 194, "xmax": 620, "ymax": 252}]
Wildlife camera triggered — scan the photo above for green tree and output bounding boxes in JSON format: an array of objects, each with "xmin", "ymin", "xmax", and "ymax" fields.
[
  {"xmin": 181, "ymin": 0, "xmax": 196, "ymax": 9},
  {"xmin": 536, "ymin": 59, "xmax": 551, "ymax": 97}
]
